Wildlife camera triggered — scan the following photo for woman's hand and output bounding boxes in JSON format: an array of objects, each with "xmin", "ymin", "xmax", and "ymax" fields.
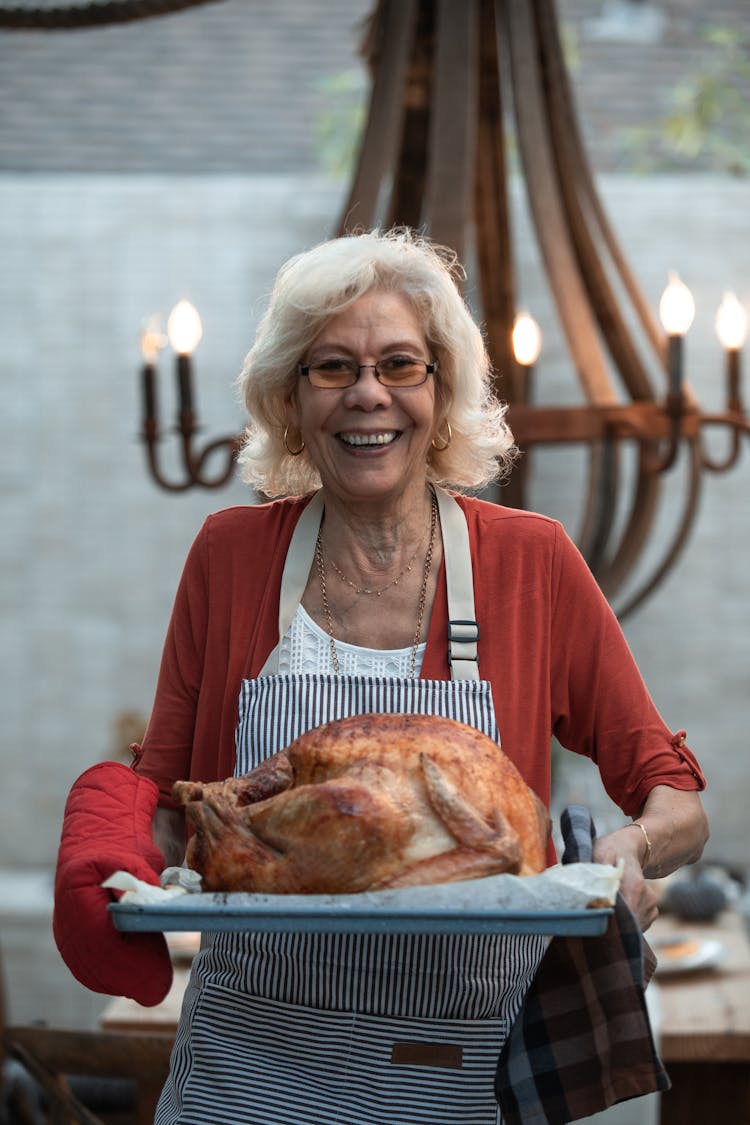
[
  {"xmin": 53, "ymin": 762, "xmax": 174, "ymax": 1005},
  {"xmin": 593, "ymin": 829, "xmax": 659, "ymax": 930},
  {"xmin": 592, "ymin": 785, "xmax": 709, "ymax": 931}
]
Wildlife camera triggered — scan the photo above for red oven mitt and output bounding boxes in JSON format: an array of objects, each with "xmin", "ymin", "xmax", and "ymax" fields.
[{"xmin": 53, "ymin": 761, "xmax": 173, "ymax": 1007}]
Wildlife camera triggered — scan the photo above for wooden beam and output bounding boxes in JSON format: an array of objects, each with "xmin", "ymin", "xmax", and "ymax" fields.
[
  {"xmin": 337, "ymin": 0, "xmax": 418, "ymax": 233},
  {"xmin": 507, "ymin": 401, "xmax": 701, "ymax": 446},
  {"xmin": 506, "ymin": 0, "xmax": 616, "ymax": 406},
  {"xmin": 424, "ymin": 0, "xmax": 479, "ymax": 258},
  {"xmin": 386, "ymin": 0, "xmax": 435, "ymax": 229},
  {"xmin": 474, "ymin": 0, "xmax": 516, "ymax": 395},
  {"xmin": 534, "ymin": 0, "xmax": 659, "ymax": 401}
]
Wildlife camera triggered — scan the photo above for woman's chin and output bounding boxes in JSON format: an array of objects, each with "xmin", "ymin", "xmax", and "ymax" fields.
[{"xmin": 323, "ymin": 469, "xmax": 425, "ymax": 507}]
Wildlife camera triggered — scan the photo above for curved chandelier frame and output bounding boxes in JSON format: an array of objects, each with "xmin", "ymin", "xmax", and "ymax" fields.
[{"xmin": 0, "ymin": 0, "xmax": 220, "ymax": 30}]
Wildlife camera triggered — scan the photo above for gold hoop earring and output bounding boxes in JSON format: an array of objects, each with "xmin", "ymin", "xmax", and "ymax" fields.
[
  {"xmin": 283, "ymin": 426, "xmax": 305, "ymax": 456},
  {"xmin": 431, "ymin": 421, "xmax": 452, "ymax": 451}
]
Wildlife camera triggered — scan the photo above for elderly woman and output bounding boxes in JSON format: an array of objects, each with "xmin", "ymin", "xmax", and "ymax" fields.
[{"xmin": 54, "ymin": 229, "xmax": 707, "ymax": 1124}]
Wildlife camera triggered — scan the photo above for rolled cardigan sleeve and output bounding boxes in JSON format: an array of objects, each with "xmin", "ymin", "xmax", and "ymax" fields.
[
  {"xmin": 132, "ymin": 521, "xmax": 211, "ymax": 806},
  {"xmin": 549, "ymin": 524, "xmax": 706, "ymax": 817}
]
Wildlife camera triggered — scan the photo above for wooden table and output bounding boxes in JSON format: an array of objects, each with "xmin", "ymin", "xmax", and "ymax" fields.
[
  {"xmin": 94, "ymin": 968, "xmax": 189, "ymax": 1123},
  {"xmin": 650, "ymin": 909, "xmax": 750, "ymax": 1125},
  {"xmin": 99, "ymin": 966, "xmax": 191, "ymax": 1035}
]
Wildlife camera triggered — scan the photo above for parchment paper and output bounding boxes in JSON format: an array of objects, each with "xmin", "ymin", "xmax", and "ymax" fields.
[{"xmin": 104, "ymin": 859, "xmax": 623, "ymax": 914}]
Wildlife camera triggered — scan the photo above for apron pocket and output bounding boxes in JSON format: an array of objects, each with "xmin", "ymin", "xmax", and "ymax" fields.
[{"xmin": 174, "ymin": 984, "xmax": 506, "ymax": 1125}]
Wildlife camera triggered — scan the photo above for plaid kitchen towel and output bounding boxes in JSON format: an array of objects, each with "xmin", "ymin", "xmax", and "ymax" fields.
[{"xmin": 494, "ymin": 805, "xmax": 670, "ymax": 1125}]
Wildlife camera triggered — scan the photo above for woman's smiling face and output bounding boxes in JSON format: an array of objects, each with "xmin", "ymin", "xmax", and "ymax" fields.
[{"xmin": 287, "ymin": 290, "xmax": 436, "ymax": 506}]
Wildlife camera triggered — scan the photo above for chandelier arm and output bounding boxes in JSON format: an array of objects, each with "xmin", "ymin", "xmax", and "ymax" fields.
[
  {"xmin": 505, "ymin": 0, "xmax": 616, "ymax": 406},
  {"xmin": 336, "ymin": 0, "xmax": 417, "ymax": 234},
  {"xmin": 141, "ymin": 425, "xmax": 196, "ymax": 494},
  {"xmin": 699, "ymin": 414, "xmax": 750, "ymax": 473},
  {"xmin": 422, "ymin": 0, "xmax": 479, "ymax": 261},
  {"xmin": 593, "ymin": 454, "xmax": 662, "ymax": 602},
  {"xmin": 613, "ymin": 440, "xmax": 704, "ymax": 621},
  {"xmin": 0, "ymin": 0, "xmax": 221, "ymax": 30},
  {"xmin": 533, "ymin": 0, "xmax": 658, "ymax": 403},
  {"xmin": 613, "ymin": 392, "xmax": 730, "ymax": 474},
  {"xmin": 534, "ymin": 0, "xmax": 664, "ymax": 367},
  {"xmin": 576, "ymin": 439, "xmax": 621, "ymax": 576},
  {"xmin": 645, "ymin": 399, "xmax": 683, "ymax": 473},
  {"xmin": 384, "ymin": 1, "xmax": 434, "ymax": 229},
  {"xmin": 191, "ymin": 435, "xmax": 241, "ymax": 489},
  {"xmin": 474, "ymin": 0, "xmax": 517, "ymax": 399}
]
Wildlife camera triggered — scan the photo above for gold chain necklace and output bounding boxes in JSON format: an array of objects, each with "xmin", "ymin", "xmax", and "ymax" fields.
[
  {"xmin": 326, "ymin": 543, "xmax": 421, "ymax": 597},
  {"xmin": 315, "ymin": 491, "xmax": 438, "ymax": 678}
]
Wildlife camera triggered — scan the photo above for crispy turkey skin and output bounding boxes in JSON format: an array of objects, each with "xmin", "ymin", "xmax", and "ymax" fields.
[{"xmin": 173, "ymin": 713, "xmax": 550, "ymax": 894}]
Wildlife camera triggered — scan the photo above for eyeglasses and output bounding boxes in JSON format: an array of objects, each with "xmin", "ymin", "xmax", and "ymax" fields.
[{"xmin": 298, "ymin": 356, "xmax": 436, "ymax": 389}]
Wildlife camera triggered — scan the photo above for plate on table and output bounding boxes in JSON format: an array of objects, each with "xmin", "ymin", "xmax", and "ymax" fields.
[{"xmin": 652, "ymin": 933, "xmax": 726, "ymax": 975}]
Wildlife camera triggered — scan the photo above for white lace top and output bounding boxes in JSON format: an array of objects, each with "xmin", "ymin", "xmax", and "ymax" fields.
[{"xmin": 277, "ymin": 603, "xmax": 426, "ymax": 678}]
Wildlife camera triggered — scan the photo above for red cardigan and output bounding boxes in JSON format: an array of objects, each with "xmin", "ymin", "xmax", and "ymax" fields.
[{"xmin": 133, "ymin": 493, "xmax": 705, "ymax": 817}]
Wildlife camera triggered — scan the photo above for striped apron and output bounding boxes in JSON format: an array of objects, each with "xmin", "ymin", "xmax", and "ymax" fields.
[{"xmin": 155, "ymin": 489, "xmax": 548, "ymax": 1125}]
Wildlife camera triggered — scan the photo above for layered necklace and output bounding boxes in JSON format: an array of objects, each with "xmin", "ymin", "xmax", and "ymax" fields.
[
  {"xmin": 327, "ymin": 545, "xmax": 420, "ymax": 597},
  {"xmin": 315, "ymin": 490, "xmax": 438, "ymax": 678}
]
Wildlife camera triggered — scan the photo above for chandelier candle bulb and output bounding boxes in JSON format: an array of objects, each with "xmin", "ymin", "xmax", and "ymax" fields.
[
  {"xmin": 659, "ymin": 273, "xmax": 695, "ymax": 398},
  {"xmin": 167, "ymin": 300, "xmax": 203, "ymax": 355},
  {"xmin": 511, "ymin": 312, "xmax": 542, "ymax": 369},
  {"xmin": 167, "ymin": 300, "xmax": 203, "ymax": 415}
]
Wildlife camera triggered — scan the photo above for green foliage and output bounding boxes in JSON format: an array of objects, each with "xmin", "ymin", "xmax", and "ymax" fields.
[
  {"xmin": 312, "ymin": 25, "xmax": 750, "ymax": 180},
  {"xmin": 616, "ymin": 25, "xmax": 750, "ymax": 175},
  {"xmin": 313, "ymin": 69, "xmax": 369, "ymax": 180}
]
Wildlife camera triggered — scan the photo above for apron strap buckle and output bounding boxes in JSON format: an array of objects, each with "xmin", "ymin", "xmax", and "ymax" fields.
[{"xmin": 448, "ymin": 619, "xmax": 480, "ymax": 680}]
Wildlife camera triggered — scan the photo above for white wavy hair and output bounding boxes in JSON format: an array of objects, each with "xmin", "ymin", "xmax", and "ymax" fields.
[{"xmin": 237, "ymin": 228, "xmax": 517, "ymax": 496}]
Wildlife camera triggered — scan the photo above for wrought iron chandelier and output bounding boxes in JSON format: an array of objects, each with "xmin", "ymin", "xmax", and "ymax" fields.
[
  {"xmin": 6, "ymin": 0, "xmax": 746, "ymax": 618},
  {"xmin": 137, "ymin": 0, "xmax": 748, "ymax": 618}
]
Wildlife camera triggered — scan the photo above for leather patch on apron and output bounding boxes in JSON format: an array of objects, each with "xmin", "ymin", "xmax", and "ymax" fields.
[{"xmin": 390, "ymin": 1042, "xmax": 464, "ymax": 1069}]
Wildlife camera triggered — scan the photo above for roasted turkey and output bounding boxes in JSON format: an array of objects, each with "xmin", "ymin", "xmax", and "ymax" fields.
[{"xmin": 173, "ymin": 713, "xmax": 550, "ymax": 894}]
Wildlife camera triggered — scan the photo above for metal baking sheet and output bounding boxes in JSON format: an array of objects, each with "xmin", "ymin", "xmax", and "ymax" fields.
[{"xmin": 110, "ymin": 894, "xmax": 612, "ymax": 936}]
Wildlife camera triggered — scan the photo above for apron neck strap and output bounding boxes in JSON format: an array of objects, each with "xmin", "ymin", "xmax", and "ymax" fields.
[
  {"xmin": 260, "ymin": 487, "xmax": 479, "ymax": 681},
  {"xmin": 433, "ymin": 487, "xmax": 480, "ymax": 681},
  {"xmin": 276, "ymin": 490, "xmax": 325, "ymax": 645}
]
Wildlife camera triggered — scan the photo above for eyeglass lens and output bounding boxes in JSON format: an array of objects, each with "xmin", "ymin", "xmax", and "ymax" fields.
[{"xmin": 301, "ymin": 357, "xmax": 434, "ymax": 388}]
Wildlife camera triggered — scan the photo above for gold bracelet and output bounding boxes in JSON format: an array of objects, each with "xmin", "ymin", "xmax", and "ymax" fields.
[{"xmin": 627, "ymin": 821, "xmax": 652, "ymax": 869}]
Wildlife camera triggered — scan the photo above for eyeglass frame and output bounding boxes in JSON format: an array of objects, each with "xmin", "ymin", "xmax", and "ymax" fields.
[{"xmin": 297, "ymin": 357, "xmax": 437, "ymax": 389}]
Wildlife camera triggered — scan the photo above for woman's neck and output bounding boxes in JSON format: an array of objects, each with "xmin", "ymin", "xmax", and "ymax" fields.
[{"xmin": 319, "ymin": 485, "xmax": 435, "ymax": 580}]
